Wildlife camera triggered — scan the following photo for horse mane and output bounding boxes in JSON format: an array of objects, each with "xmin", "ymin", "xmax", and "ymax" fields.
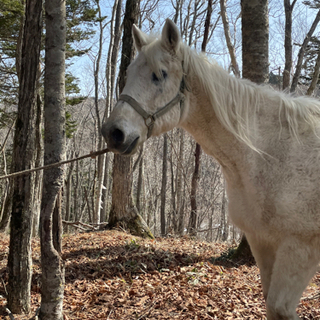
[{"xmin": 141, "ymin": 35, "xmax": 320, "ymax": 151}]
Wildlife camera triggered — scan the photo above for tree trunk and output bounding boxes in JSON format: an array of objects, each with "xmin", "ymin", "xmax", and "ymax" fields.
[
  {"xmin": 65, "ymin": 159, "xmax": 74, "ymax": 229},
  {"xmin": 241, "ymin": 0, "xmax": 269, "ymax": 84},
  {"xmin": 0, "ymin": 122, "xmax": 15, "ymax": 232},
  {"xmin": 101, "ymin": 154, "xmax": 111, "ymax": 222},
  {"xmin": 160, "ymin": 134, "xmax": 168, "ymax": 236},
  {"xmin": 220, "ymin": 184, "xmax": 228, "ymax": 241},
  {"xmin": 32, "ymin": 90, "xmax": 44, "ymax": 237},
  {"xmin": 290, "ymin": 9, "xmax": 320, "ymax": 93},
  {"xmin": 39, "ymin": 0, "xmax": 66, "ymax": 317},
  {"xmin": 73, "ymin": 156, "xmax": 79, "ymax": 222},
  {"xmin": 101, "ymin": 0, "xmax": 121, "ymax": 223},
  {"xmin": 105, "ymin": 0, "xmax": 121, "ymax": 115},
  {"xmin": 136, "ymin": 146, "xmax": 144, "ymax": 213},
  {"xmin": 188, "ymin": 142, "xmax": 200, "ymax": 236},
  {"xmin": 108, "ymin": 0, "xmax": 153, "ymax": 239},
  {"xmin": 306, "ymin": 49, "xmax": 320, "ymax": 96},
  {"xmin": 7, "ymin": 0, "xmax": 42, "ymax": 313},
  {"xmin": 283, "ymin": 0, "xmax": 297, "ymax": 90},
  {"xmin": 93, "ymin": 0, "xmax": 106, "ymax": 225},
  {"xmin": 235, "ymin": 0, "xmax": 269, "ymax": 259},
  {"xmin": 220, "ymin": 0, "xmax": 240, "ymax": 77},
  {"xmin": 188, "ymin": 0, "xmax": 212, "ymax": 237},
  {"xmin": 177, "ymin": 129, "xmax": 185, "ymax": 235},
  {"xmin": 0, "ymin": 181, "xmax": 10, "ymax": 232}
]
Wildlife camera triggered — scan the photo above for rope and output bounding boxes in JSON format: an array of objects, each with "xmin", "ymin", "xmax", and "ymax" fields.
[{"xmin": 0, "ymin": 148, "xmax": 110, "ymax": 180}]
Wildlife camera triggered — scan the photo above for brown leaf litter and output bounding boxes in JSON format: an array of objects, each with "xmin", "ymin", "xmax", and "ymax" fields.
[{"xmin": 0, "ymin": 230, "xmax": 319, "ymax": 319}]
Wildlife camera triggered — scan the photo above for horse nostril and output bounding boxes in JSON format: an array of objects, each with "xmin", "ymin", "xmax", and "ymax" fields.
[{"xmin": 111, "ymin": 128, "xmax": 124, "ymax": 144}]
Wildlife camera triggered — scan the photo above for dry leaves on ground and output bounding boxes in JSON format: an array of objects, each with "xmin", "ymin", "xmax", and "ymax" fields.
[{"xmin": 0, "ymin": 230, "xmax": 320, "ymax": 319}]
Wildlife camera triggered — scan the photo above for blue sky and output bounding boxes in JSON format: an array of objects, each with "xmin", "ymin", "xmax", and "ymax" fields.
[{"xmin": 67, "ymin": 0, "xmax": 320, "ymax": 97}]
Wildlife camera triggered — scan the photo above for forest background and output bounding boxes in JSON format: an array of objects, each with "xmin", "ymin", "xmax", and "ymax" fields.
[
  {"xmin": 1, "ymin": 0, "xmax": 320, "ymax": 318},
  {"xmin": 2, "ymin": 0, "xmax": 320, "ymax": 241}
]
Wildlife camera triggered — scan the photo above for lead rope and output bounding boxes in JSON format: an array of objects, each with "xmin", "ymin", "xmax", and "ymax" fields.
[{"xmin": 0, "ymin": 148, "xmax": 111, "ymax": 180}]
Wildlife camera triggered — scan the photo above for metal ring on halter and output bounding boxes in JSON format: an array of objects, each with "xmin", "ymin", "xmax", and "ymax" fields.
[{"xmin": 144, "ymin": 115, "xmax": 155, "ymax": 128}]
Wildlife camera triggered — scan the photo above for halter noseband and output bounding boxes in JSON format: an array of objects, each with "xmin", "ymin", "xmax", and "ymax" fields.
[{"xmin": 118, "ymin": 76, "xmax": 187, "ymax": 139}]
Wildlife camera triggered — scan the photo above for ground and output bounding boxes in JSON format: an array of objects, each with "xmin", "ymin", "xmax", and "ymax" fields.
[{"xmin": 0, "ymin": 230, "xmax": 320, "ymax": 319}]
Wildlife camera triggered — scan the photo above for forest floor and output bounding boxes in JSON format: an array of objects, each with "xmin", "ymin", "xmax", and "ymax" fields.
[{"xmin": 0, "ymin": 230, "xmax": 320, "ymax": 319}]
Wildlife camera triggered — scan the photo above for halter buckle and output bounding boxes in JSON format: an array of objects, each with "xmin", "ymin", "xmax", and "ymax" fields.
[{"xmin": 144, "ymin": 115, "xmax": 155, "ymax": 128}]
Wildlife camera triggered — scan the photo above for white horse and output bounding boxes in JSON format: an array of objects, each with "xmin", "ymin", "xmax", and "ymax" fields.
[{"xmin": 102, "ymin": 19, "xmax": 320, "ymax": 320}]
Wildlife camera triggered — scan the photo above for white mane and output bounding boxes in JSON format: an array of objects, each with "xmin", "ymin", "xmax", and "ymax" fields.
[{"xmin": 142, "ymin": 35, "xmax": 320, "ymax": 151}]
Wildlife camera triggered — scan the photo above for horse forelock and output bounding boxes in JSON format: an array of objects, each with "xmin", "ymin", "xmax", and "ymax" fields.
[{"xmin": 141, "ymin": 38, "xmax": 170, "ymax": 79}]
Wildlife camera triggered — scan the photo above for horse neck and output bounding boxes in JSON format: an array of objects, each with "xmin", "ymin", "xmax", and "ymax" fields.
[{"xmin": 181, "ymin": 68, "xmax": 252, "ymax": 179}]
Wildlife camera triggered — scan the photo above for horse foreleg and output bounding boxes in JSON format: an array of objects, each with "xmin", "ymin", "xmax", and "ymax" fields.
[
  {"xmin": 246, "ymin": 233, "xmax": 276, "ymax": 300},
  {"xmin": 265, "ymin": 237, "xmax": 319, "ymax": 320}
]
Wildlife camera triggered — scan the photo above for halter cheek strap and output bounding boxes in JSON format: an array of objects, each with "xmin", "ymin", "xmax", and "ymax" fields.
[{"xmin": 118, "ymin": 76, "xmax": 187, "ymax": 139}]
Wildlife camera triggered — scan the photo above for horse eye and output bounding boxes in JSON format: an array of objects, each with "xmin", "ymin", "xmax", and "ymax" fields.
[
  {"xmin": 152, "ymin": 70, "xmax": 167, "ymax": 83},
  {"xmin": 152, "ymin": 72, "xmax": 159, "ymax": 82},
  {"xmin": 161, "ymin": 70, "xmax": 167, "ymax": 79}
]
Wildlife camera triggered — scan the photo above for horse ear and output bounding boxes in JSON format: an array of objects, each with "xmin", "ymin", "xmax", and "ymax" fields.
[
  {"xmin": 132, "ymin": 24, "xmax": 147, "ymax": 52},
  {"xmin": 161, "ymin": 19, "xmax": 180, "ymax": 53}
]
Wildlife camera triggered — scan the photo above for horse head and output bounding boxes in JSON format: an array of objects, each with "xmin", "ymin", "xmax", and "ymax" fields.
[{"xmin": 102, "ymin": 19, "xmax": 187, "ymax": 155}]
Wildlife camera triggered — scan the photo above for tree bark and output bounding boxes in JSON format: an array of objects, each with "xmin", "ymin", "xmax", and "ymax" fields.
[
  {"xmin": 306, "ymin": 49, "xmax": 320, "ymax": 96},
  {"xmin": 0, "ymin": 121, "xmax": 15, "ymax": 232},
  {"xmin": 32, "ymin": 91, "xmax": 44, "ymax": 237},
  {"xmin": 7, "ymin": 0, "xmax": 42, "ymax": 313},
  {"xmin": 283, "ymin": 0, "xmax": 297, "ymax": 90},
  {"xmin": 101, "ymin": 0, "xmax": 121, "ymax": 223},
  {"xmin": 220, "ymin": 0, "xmax": 240, "ymax": 77},
  {"xmin": 290, "ymin": 8, "xmax": 320, "ymax": 93},
  {"xmin": 235, "ymin": 0, "xmax": 269, "ymax": 260},
  {"xmin": 136, "ymin": 146, "xmax": 144, "ymax": 213},
  {"xmin": 176, "ymin": 129, "xmax": 185, "ymax": 235},
  {"xmin": 160, "ymin": 134, "xmax": 168, "ymax": 236},
  {"xmin": 220, "ymin": 184, "xmax": 228, "ymax": 241},
  {"xmin": 93, "ymin": 0, "xmax": 106, "ymax": 225},
  {"xmin": 241, "ymin": 0, "xmax": 269, "ymax": 84},
  {"xmin": 188, "ymin": 0, "xmax": 212, "ymax": 237},
  {"xmin": 188, "ymin": 142, "xmax": 200, "ymax": 236},
  {"xmin": 39, "ymin": 0, "xmax": 66, "ymax": 317}
]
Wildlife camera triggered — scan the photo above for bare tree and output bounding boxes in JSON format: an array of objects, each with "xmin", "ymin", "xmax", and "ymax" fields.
[
  {"xmin": 220, "ymin": 0, "xmax": 240, "ymax": 77},
  {"xmin": 160, "ymin": 134, "xmax": 168, "ymax": 236},
  {"xmin": 7, "ymin": 0, "xmax": 42, "ymax": 313},
  {"xmin": 307, "ymin": 50, "xmax": 320, "ymax": 95},
  {"xmin": 93, "ymin": 0, "xmax": 107, "ymax": 224},
  {"xmin": 39, "ymin": 0, "xmax": 66, "ymax": 317},
  {"xmin": 290, "ymin": 8, "xmax": 320, "ymax": 92},
  {"xmin": 283, "ymin": 0, "xmax": 297, "ymax": 90},
  {"xmin": 188, "ymin": 0, "xmax": 213, "ymax": 236}
]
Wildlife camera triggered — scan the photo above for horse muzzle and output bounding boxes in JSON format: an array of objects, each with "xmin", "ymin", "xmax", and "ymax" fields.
[{"xmin": 101, "ymin": 122, "xmax": 140, "ymax": 155}]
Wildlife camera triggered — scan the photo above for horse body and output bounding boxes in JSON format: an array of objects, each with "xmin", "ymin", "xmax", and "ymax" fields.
[{"xmin": 102, "ymin": 19, "xmax": 320, "ymax": 320}]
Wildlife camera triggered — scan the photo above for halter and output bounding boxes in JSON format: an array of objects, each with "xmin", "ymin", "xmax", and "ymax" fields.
[{"xmin": 118, "ymin": 76, "xmax": 187, "ymax": 139}]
